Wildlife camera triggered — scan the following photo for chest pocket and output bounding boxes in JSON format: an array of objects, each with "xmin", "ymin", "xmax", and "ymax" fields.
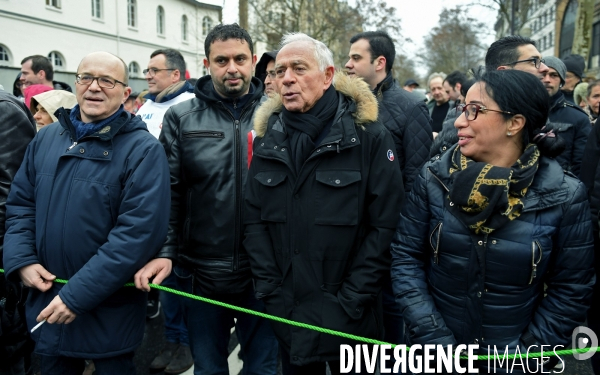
[
  {"xmin": 315, "ymin": 170, "xmax": 361, "ymax": 226},
  {"xmin": 254, "ymin": 172, "xmax": 287, "ymax": 222}
]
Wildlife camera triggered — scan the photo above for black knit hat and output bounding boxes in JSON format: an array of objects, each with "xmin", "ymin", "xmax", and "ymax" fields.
[
  {"xmin": 255, "ymin": 50, "xmax": 278, "ymax": 81},
  {"xmin": 561, "ymin": 54, "xmax": 585, "ymax": 79}
]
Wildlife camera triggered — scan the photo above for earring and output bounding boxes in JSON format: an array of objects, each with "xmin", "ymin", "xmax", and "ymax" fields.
[{"xmin": 507, "ymin": 131, "xmax": 512, "ymax": 136}]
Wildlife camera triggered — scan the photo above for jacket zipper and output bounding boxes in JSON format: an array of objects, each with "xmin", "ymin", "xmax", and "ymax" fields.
[
  {"xmin": 429, "ymin": 222, "xmax": 443, "ymax": 264},
  {"xmin": 427, "ymin": 167, "xmax": 450, "ymax": 192},
  {"xmin": 224, "ymin": 101, "xmax": 256, "ymax": 272},
  {"xmin": 183, "ymin": 130, "xmax": 225, "ymax": 138},
  {"xmin": 529, "ymin": 240, "xmax": 542, "ymax": 284}
]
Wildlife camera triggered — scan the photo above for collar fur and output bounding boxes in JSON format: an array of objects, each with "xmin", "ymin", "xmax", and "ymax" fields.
[{"xmin": 253, "ymin": 72, "xmax": 378, "ymax": 137}]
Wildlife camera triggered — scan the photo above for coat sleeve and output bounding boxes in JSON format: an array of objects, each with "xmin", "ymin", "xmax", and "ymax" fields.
[
  {"xmin": 243, "ymin": 145, "xmax": 283, "ymax": 298},
  {"xmin": 3, "ymin": 135, "xmax": 41, "ymax": 281},
  {"xmin": 155, "ymin": 108, "xmax": 182, "ymax": 260},
  {"xmin": 568, "ymin": 115, "xmax": 592, "ymax": 177},
  {"xmin": 390, "ymin": 166, "xmax": 457, "ymax": 345},
  {"xmin": 57, "ymin": 141, "xmax": 171, "ymax": 314},
  {"xmin": 525, "ymin": 181, "xmax": 595, "ymax": 346},
  {"xmin": 337, "ymin": 126, "xmax": 405, "ymax": 319},
  {"xmin": 0, "ymin": 98, "xmax": 35, "ymax": 266},
  {"xmin": 401, "ymin": 101, "xmax": 433, "ymax": 193}
]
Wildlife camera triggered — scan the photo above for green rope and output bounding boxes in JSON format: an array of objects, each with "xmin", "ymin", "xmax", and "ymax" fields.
[{"xmin": 1, "ymin": 269, "xmax": 598, "ymax": 361}]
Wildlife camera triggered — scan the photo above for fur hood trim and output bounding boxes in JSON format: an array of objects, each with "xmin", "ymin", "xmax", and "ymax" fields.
[{"xmin": 253, "ymin": 72, "xmax": 378, "ymax": 137}]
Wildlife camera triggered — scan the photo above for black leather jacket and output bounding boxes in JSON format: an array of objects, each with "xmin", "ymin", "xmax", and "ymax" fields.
[
  {"xmin": 158, "ymin": 76, "xmax": 264, "ymax": 295},
  {"xmin": 0, "ymin": 90, "xmax": 36, "ymax": 264}
]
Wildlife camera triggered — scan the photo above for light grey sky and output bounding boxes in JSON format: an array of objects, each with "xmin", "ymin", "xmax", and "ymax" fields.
[{"xmin": 221, "ymin": 0, "xmax": 499, "ymax": 75}]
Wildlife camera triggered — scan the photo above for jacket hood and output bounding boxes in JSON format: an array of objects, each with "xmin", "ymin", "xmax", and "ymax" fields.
[
  {"xmin": 253, "ymin": 72, "xmax": 378, "ymax": 137},
  {"xmin": 52, "ymin": 80, "xmax": 73, "ymax": 92},
  {"xmin": 255, "ymin": 50, "xmax": 278, "ymax": 80},
  {"xmin": 31, "ymin": 90, "xmax": 77, "ymax": 122},
  {"xmin": 194, "ymin": 75, "xmax": 264, "ymax": 105},
  {"xmin": 23, "ymin": 84, "xmax": 53, "ymax": 109}
]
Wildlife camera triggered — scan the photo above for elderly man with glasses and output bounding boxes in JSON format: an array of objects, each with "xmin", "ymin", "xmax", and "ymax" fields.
[{"xmin": 2, "ymin": 51, "xmax": 170, "ymax": 375}]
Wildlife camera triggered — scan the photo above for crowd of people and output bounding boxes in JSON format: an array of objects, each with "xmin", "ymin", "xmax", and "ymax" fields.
[{"xmin": 0, "ymin": 22, "xmax": 599, "ymax": 375}]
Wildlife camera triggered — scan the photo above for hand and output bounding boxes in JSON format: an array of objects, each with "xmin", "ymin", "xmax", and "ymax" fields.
[
  {"xmin": 134, "ymin": 258, "xmax": 172, "ymax": 292},
  {"xmin": 38, "ymin": 295, "xmax": 76, "ymax": 324},
  {"xmin": 18, "ymin": 264, "xmax": 56, "ymax": 292}
]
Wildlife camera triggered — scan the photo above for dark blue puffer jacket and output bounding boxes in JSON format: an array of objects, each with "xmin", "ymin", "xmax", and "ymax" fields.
[
  {"xmin": 390, "ymin": 145, "xmax": 595, "ymax": 369},
  {"xmin": 3, "ymin": 108, "xmax": 170, "ymax": 358}
]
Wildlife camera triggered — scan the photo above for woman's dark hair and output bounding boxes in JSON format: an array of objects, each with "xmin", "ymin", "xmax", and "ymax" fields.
[
  {"xmin": 460, "ymin": 78, "xmax": 476, "ymax": 98},
  {"xmin": 478, "ymin": 69, "xmax": 565, "ymax": 157}
]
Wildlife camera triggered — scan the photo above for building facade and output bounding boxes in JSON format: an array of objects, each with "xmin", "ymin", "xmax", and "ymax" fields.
[{"xmin": 0, "ymin": 0, "xmax": 221, "ymax": 91}]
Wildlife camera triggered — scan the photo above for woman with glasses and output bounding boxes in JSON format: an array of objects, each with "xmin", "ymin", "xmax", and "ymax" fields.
[{"xmin": 391, "ymin": 70, "xmax": 595, "ymax": 373}]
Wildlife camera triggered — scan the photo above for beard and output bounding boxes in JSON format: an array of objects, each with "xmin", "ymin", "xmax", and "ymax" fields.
[{"xmin": 212, "ymin": 74, "xmax": 250, "ymax": 98}]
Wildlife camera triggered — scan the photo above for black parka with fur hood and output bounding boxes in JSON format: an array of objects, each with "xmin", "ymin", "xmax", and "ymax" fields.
[{"xmin": 243, "ymin": 73, "xmax": 404, "ymax": 365}]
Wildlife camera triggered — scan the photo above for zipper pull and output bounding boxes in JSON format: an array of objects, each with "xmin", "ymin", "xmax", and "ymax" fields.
[
  {"xmin": 67, "ymin": 141, "xmax": 78, "ymax": 151},
  {"xmin": 336, "ymin": 141, "xmax": 340, "ymax": 153},
  {"xmin": 233, "ymin": 100, "xmax": 237, "ymax": 110}
]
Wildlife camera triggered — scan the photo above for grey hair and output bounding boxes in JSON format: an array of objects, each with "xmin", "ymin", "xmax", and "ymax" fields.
[
  {"xmin": 279, "ymin": 33, "xmax": 334, "ymax": 72},
  {"xmin": 428, "ymin": 72, "xmax": 447, "ymax": 88}
]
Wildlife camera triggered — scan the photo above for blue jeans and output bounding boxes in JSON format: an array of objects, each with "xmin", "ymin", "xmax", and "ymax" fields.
[
  {"xmin": 39, "ymin": 352, "xmax": 135, "ymax": 375},
  {"xmin": 175, "ymin": 266, "xmax": 279, "ymax": 375},
  {"xmin": 160, "ymin": 272, "xmax": 189, "ymax": 345}
]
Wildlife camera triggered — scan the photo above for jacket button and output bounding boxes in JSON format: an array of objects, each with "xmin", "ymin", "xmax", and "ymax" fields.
[
  {"xmin": 449, "ymin": 202, "xmax": 454, "ymax": 206},
  {"xmin": 491, "ymin": 240, "xmax": 497, "ymax": 244},
  {"xmin": 281, "ymin": 148, "xmax": 286, "ymax": 151},
  {"xmin": 261, "ymin": 143, "xmax": 264, "ymax": 146},
  {"xmin": 267, "ymin": 179, "xmax": 272, "ymax": 183},
  {"xmin": 351, "ymin": 138, "xmax": 356, "ymax": 142},
  {"xmin": 316, "ymin": 149, "xmax": 321, "ymax": 152},
  {"xmin": 436, "ymin": 155, "xmax": 440, "ymax": 159},
  {"xmin": 274, "ymin": 146, "xmax": 278, "ymax": 149},
  {"xmin": 477, "ymin": 291, "xmax": 482, "ymax": 297},
  {"xmin": 79, "ymin": 148, "xmax": 85, "ymax": 154},
  {"xmin": 442, "ymin": 146, "xmax": 447, "ymax": 150},
  {"xmin": 474, "ymin": 339, "xmax": 479, "ymax": 344},
  {"xmin": 335, "ymin": 179, "xmax": 341, "ymax": 184},
  {"xmin": 103, "ymin": 151, "xmax": 109, "ymax": 156},
  {"xmin": 478, "ymin": 240, "xmax": 483, "ymax": 245}
]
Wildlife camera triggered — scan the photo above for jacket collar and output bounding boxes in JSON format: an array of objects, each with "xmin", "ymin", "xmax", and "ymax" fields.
[
  {"xmin": 373, "ymin": 71, "xmax": 395, "ymax": 99},
  {"xmin": 549, "ymin": 90, "xmax": 566, "ymax": 110},
  {"xmin": 56, "ymin": 107, "xmax": 144, "ymax": 141},
  {"xmin": 144, "ymin": 81, "xmax": 194, "ymax": 103},
  {"xmin": 428, "ymin": 145, "xmax": 571, "ymax": 211}
]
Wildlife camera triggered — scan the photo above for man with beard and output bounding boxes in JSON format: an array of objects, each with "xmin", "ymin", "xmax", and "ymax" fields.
[
  {"xmin": 134, "ymin": 23, "xmax": 278, "ymax": 375},
  {"xmin": 542, "ymin": 57, "xmax": 590, "ymax": 176}
]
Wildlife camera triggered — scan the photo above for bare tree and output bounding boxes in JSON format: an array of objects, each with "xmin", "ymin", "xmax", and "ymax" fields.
[{"xmin": 419, "ymin": 7, "xmax": 487, "ymax": 76}]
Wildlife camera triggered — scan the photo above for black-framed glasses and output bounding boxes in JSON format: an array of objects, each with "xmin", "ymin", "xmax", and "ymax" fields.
[
  {"xmin": 143, "ymin": 68, "xmax": 175, "ymax": 77},
  {"xmin": 76, "ymin": 74, "xmax": 127, "ymax": 89},
  {"xmin": 505, "ymin": 57, "xmax": 545, "ymax": 69},
  {"xmin": 458, "ymin": 103, "xmax": 514, "ymax": 121}
]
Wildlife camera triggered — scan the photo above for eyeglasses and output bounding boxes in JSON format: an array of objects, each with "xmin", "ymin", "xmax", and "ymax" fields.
[
  {"xmin": 76, "ymin": 74, "xmax": 127, "ymax": 89},
  {"xmin": 143, "ymin": 68, "xmax": 175, "ymax": 77},
  {"xmin": 458, "ymin": 103, "xmax": 514, "ymax": 121},
  {"xmin": 505, "ymin": 57, "xmax": 545, "ymax": 69}
]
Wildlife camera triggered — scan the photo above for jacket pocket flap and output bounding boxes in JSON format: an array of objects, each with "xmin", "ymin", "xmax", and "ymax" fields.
[
  {"xmin": 316, "ymin": 170, "xmax": 361, "ymax": 187},
  {"xmin": 255, "ymin": 172, "xmax": 287, "ymax": 186}
]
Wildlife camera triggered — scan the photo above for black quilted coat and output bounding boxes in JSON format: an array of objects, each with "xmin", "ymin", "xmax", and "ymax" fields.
[{"xmin": 374, "ymin": 72, "xmax": 433, "ymax": 192}]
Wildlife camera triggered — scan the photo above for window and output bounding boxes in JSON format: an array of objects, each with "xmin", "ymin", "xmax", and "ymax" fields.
[
  {"xmin": 543, "ymin": 12, "xmax": 547, "ymax": 26},
  {"xmin": 560, "ymin": 0, "xmax": 578, "ymax": 58},
  {"xmin": 157, "ymin": 6, "xmax": 165, "ymax": 35},
  {"xmin": 128, "ymin": 61, "xmax": 140, "ymax": 78},
  {"xmin": 549, "ymin": 31, "xmax": 553, "ymax": 47},
  {"xmin": 182, "ymin": 15, "xmax": 188, "ymax": 41},
  {"xmin": 48, "ymin": 51, "xmax": 64, "ymax": 70},
  {"xmin": 542, "ymin": 36, "xmax": 547, "ymax": 50},
  {"xmin": 127, "ymin": 0, "xmax": 136, "ymax": 27},
  {"xmin": 0, "ymin": 45, "xmax": 10, "ymax": 65},
  {"xmin": 590, "ymin": 22, "xmax": 600, "ymax": 68},
  {"xmin": 46, "ymin": 0, "xmax": 61, "ymax": 9},
  {"xmin": 91, "ymin": 0, "xmax": 102, "ymax": 19},
  {"xmin": 202, "ymin": 16, "xmax": 213, "ymax": 35}
]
